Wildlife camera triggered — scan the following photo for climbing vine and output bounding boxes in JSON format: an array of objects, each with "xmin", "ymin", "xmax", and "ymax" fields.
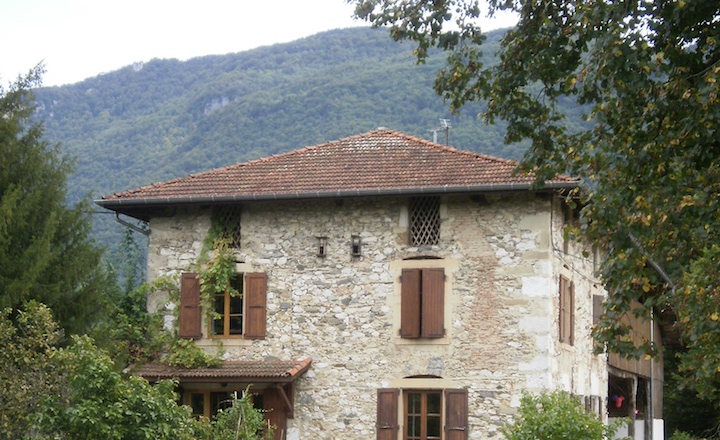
[
  {"xmin": 153, "ymin": 215, "xmax": 240, "ymax": 368},
  {"xmin": 197, "ymin": 238, "xmax": 241, "ymax": 334},
  {"xmin": 165, "ymin": 338, "xmax": 221, "ymax": 368}
]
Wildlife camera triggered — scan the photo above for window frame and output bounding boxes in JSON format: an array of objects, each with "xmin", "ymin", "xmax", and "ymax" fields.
[
  {"xmin": 404, "ymin": 390, "xmax": 443, "ymax": 440},
  {"xmin": 211, "ymin": 274, "xmax": 244, "ymax": 337}
]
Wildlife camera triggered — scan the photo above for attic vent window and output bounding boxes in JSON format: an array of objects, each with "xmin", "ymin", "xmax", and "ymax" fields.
[
  {"xmin": 409, "ymin": 197, "xmax": 440, "ymax": 246},
  {"xmin": 213, "ymin": 205, "xmax": 242, "ymax": 248}
]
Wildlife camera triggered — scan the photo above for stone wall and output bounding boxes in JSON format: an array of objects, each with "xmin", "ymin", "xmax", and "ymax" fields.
[{"xmin": 145, "ymin": 193, "xmax": 606, "ymax": 438}]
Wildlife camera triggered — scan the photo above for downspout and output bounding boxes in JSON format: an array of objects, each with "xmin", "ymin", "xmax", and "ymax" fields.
[{"xmin": 115, "ymin": 212, "xmax": 150, "ymax": 236}]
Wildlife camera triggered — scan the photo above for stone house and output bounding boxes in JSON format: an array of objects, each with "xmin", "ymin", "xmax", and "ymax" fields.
[{"xmin": 97, "ymin": 129, "xmax": 665, "ymax": 439}]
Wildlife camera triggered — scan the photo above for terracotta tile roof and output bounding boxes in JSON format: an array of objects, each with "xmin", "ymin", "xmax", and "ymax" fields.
[
  {"xmin": 133, "ymin": 357, "xmax": 312, "ymax": 383},
  {"xmin": 97, "ymin": 129, "xmax": 579, "ymax": 212}
]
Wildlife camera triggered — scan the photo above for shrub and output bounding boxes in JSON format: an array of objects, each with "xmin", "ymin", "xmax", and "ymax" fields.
[{"xmin": 502, "ymin": 391, "xmax": 629, "ymax": 440}]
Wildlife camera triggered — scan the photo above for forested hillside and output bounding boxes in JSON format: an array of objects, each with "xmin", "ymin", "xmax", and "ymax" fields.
[{"xmin": 32, "ymin": 27, "xmax": 532, "ymax": 254}]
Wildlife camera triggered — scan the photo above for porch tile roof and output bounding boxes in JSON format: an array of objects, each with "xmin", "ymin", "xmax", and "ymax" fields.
[
  {"xmin": 133, "ymin": 357, "xmax": 312, "ymax": 383},
  {"xmin": 97, "ymin": 129, "xmax": 579, "ymax": 212}
]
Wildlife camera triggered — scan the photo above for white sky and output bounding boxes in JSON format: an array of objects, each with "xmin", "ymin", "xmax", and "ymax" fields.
[{"xmin": 1, "ymin": 0, "xmax": 517, "ymax": 88}]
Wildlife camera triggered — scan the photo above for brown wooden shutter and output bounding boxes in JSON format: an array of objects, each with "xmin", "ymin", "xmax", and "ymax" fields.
[
  {"xmin": 376, "ymin": 388, "xmax": 399, "ymax": 440},
  {"xmin": 421, "ymin": 268, "xmax": 445, "ymax": 338},
  {"xmin": 559, "ymin": 276, "xmax": 575, "ymax": 345},
  {"xmin": 559, "ymin": 276, "xmax": 567, "ymax": 342},
  {"xmin": 444, "ymin": 388, "xmax": 468, "ymax": 440},
  {"xmin": 400, "ymin": 269, "xmax": 421, "ymax": 338},
  {"xmin": 569, "ymin": 280, "xmax": 575, "ymax": 345},
  {"xmin": 244, "ymin": 272, "xmax": 267, "ymax": 339},
  {"xmin": 179, "ymin": 272, "xmax": 202, "ymax": 339}
]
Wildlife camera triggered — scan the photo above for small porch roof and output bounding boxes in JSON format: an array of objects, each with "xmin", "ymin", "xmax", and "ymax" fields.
[{"xmin": 133, "ymin": 357, "xmax": 312, "ymax": 384}]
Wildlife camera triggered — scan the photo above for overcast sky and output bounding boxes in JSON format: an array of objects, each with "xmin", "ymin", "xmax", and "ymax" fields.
[{"xmin": 1, "ymin": 0, "xmax": 517, "ymax": 88}]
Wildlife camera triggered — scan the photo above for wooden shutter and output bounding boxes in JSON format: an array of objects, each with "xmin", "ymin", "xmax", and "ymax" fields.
[
  {"xmin": 400, "ymin": 269, "xmax": 421, "ymax": 338},
  {"xmin": 559, "ymin": 276, "xmax": 567, "ymax": 343},
  {"xmin": 444, "ymin": 388, "xmax": 468, "ymax": 440},
  {"xmin": 179, "ymin": 272, "xmax": 202, "ymax": 339},
  {"xmin": 559, "ymin": 276, "xmax": 574, "ymax": 344},
  {"xmin": 244, "ymin": 272, "xmax": 267, "ymax": 339},
  {"xmin": 421, "ymin": 268, "xmax": 445, "ymax": 338},
  {"xmin": 376, "ymin": 388, "xmax": 399, "ymax": 440},
  {"xmin": 569, "ymin": 280, "xmax": 575, "ymax": 344}
]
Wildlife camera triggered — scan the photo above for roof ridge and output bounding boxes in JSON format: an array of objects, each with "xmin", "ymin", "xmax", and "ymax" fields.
[{"xmin": 385, "ymin": 128, "xmax": 522, "ymax": 166}]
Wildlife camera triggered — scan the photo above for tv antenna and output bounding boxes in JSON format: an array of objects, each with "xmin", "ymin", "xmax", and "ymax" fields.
[{"xmin": 430, "ymin": 119, "xmax": 451, "ymax": 145}]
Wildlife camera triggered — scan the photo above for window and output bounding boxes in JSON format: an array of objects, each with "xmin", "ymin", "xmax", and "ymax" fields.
[
  {"xmin": 559, "ymin": 275, "xmax": 574, "ymax": 345},
  {"xmin": 405, "ymin": 391, "xmax": 442, "ymax": 440},
  {"xmin": 179, "ymin": 272, "xmax": 267, "ymax": 339},
  {"xmin": 213, "ymin": 275, "xmax": 244, "ymax": 336},
  {"xmin": 188, "ymin": 390, "xmax": 263, "ymax": 419},
  {"xmin": 410, "ymin": 197, "xmax": 440, "ymax": 246},
  {"xmin": 400, "ymin": 268, "xmax": 445, "ymax": 339},
  {"xmin": 213, "ymin": 205, "xmax": 242, "ymax": 248},
  {"xmin": 376, "ymin": 388, "xmax": 467, "ymax": 440}
]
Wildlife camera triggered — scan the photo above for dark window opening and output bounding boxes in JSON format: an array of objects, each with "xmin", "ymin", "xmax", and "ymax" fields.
[
  {"xmin": 316, "ymin": 236, "xmax": 327, "ymax": 258},
  {"xmin": 351, "ymin": 235, "xmax": 362, "ymax": 257},
  {"xmin": 189, "ymin": 390, "xmax": 264, "ymax": 420},
  {"xmin": 608, "ymin": 375, "xmax": 633, "ymax": 418}
]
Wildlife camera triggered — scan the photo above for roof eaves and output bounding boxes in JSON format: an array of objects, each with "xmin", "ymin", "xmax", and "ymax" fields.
[{"xmin": 95, "ymin": 180, "xmax": 581, "ymax": 211}]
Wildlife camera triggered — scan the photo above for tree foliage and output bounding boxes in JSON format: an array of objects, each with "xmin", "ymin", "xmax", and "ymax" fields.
[
  {"xmin": 352, "ymin": 0, "xmax": 720, "ymax": 399},
  {"xmin": 1, "ymin": 301, "xmax": 270, "ymax": 439},
  {"xmin": 0, "ymin": 301, "xmax": 65, "ymax": 438},
  {"xmin": 34, "ymin": 335, "xmax": 203, "ymax": 440},
  {"xmin": 0, "ymin": 66, "xmax": 113, "ymax": 334},
  {"xmin": 501, "ymin": 391, "xmax": 627, "ymax": 440}
]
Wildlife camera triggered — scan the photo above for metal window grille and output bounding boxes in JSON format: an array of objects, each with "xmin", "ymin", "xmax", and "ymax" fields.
[
  {"xmin": 409, "ymin": 197, "xmax": 440, "ymax": 246},
  {"xmin": 213, "ymin": 205, "xmax": 242, "ymax": 248}
]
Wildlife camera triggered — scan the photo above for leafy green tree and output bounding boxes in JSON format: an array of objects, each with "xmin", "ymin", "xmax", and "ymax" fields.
[
  {"xmin": 352, "ymin": 0, "xmax": 720, "ymax": 398},
  {"xmin": 0, "ymin": 66, "xmax": 113, "ymax": 334},
  {"xmin": 33, "ymin": 335, "xmax": 204, "ymax": 440},
  {"xmin": 0, "ymin": 301, "xmax": 65, "ymax": 438},
  {"xmin": 1, "ymin": 302, "xmax": 270, "ymax": 439},
  {"xmin": 502, "ymin": 391, "xmax": 627, "ymax": 440}
]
